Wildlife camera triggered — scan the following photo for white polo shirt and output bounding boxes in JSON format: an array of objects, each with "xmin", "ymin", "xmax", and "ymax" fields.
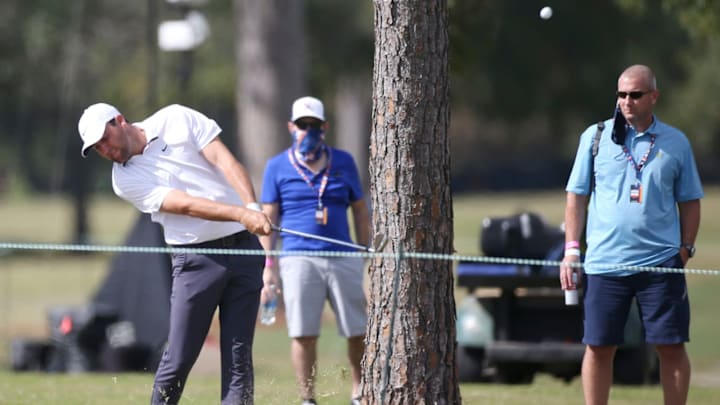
[{"xmin": 111, "ymin": 104, "xmax": 246, "ymax": 245}]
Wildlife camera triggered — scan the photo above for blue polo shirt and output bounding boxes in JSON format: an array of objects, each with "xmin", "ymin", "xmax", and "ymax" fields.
[
  {"xmin": 566, "ymin": 116, "xmax": 703, "ymax": 275},
  {"xmin": 261, "ymin": 147, "xmax": 364, "ymax": 252}
]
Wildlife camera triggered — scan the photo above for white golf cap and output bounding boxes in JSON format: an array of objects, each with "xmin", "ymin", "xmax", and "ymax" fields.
[
  {"xmin": 78, "ymin": 103, "xmax": 120, "ymax": 157},
  {"xmin": 291, "ymin": 96, "xmax": 325, "ymax": 122}
]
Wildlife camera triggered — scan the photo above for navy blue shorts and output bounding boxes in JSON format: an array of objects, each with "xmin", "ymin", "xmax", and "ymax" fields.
[{"xmin": 583, "ymin": 254, "xmax": 690, "ymax": 346}]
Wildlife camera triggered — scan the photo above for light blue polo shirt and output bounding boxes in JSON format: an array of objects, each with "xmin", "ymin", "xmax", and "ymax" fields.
[
  {"xmin": 261, "ymin": 147, "xmax": 364, "ymax": 252},
  {"xmin": 566, "ymin": 116, "xmax": 703, "ymax": 275}
]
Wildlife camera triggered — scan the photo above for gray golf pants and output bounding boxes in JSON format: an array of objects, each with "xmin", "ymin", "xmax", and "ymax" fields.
[{"xmin": 151, "ymin": 231, "xmax": 263, "ymax": 405}]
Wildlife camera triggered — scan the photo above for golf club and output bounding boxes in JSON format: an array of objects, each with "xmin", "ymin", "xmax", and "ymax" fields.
[{"xmin": 272, "ymin": 225, "xmax": 388, "ymax": 253}]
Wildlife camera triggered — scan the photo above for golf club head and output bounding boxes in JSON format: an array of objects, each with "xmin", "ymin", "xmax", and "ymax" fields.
[{"xmin": 368, "ymin": 233, "xmax": 388, "ymax": 253}]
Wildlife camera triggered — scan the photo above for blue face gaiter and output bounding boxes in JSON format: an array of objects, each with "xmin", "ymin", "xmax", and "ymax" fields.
[{"xmin": 293, "ymin": 127, "xmax": 325, "ymax": 162}]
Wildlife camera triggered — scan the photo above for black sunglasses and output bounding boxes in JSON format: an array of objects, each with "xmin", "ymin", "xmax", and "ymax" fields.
[
  {"xmin": 294, "ymin": 120, "xmax": 323, "ymax": 130},
  {"xmin": 616, "ymin": 90, "xmax": 651, "ymax": 100}
]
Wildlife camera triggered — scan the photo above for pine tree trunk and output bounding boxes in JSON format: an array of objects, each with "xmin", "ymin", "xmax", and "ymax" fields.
[{"xmin": 363, "ymin": 1, "xmax": 459, "ymax": 404}]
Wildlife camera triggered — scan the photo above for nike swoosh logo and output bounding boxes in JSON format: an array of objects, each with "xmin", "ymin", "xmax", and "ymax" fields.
[{"xmin": 162, "ymin": 144, "xmax": 168, "ymax": 152}]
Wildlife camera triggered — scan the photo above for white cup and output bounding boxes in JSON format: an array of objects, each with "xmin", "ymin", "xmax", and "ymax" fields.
[
  {"xmin": 565, "ymin": 289, "xmax": 579, "ymax": 306},
  {"xmin": 564, "ymin": 273, "xmax": 579, "ymax": 306}
]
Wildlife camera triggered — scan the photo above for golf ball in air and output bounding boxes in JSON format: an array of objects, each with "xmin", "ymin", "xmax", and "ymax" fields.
[{"xmin": 540, "ymin": 6, "xmax": 553, "ymax": 20}]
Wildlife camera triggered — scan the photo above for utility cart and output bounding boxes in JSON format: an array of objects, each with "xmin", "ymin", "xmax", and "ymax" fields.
[{"xmin": 455, "ymin": 261, "xmax": 659, "ymax": 384}]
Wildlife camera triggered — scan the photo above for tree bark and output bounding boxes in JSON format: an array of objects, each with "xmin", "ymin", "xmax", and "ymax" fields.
[
  {"xmin": 364, "ymin": 1, "xmax": 459, "ymax": 404},
  {"xmin": 234, "ymin": 0, "xmax": 305, "ymax": 190}
]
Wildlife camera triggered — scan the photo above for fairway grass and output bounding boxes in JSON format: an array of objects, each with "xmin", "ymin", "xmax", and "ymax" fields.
[
  {"xmin": 1, "ymin": 369, "xmax": 719, "ymax": 404},
  {"xmin": 1, "ymin": 190, "xmax": 720, "ymax": 403}
]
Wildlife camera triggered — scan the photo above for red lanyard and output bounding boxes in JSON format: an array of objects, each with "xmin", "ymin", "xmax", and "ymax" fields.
[
  {"xmin": 622, "ymin": 134, "xmax": 655, "ymax": 179},
  {"xmin": 287, "ymin": 148, "xmax": 332, "ymax": 208}
]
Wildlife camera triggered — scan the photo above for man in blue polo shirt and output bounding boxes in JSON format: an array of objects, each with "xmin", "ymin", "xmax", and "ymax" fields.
[
  {"xmin": 259, "ymin": 96, "xmax": 370, "ymax": 405},
  {"xmin": 561, "ymin": 65, "xmax": 703, "ymax": 405}
]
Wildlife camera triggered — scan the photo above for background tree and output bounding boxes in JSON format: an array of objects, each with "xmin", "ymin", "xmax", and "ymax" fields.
[
  {"xmin": 447, "ymin": 0, "xmax": 691, "ymax": 190},
  {"xmin": 618, "ymin": 0, "xmax": 720, "ymax": 178},
  {"xmin": 4, "ymin": 1, "xmax": 720, "ymax": 242},
  {"xmin": 363, "ymin": 1, "xmax": 459, "ymax": 403},
  {"xmin": 234, "ymin": 0, "xmax": 305, "ymax": 189},
  {"xmin": 0, "ymin": 0, "xmax": 151, "ymax": 242},
  {"xmin": 305, "ymin": 0, "xmax": 374, "ymax": 187}
]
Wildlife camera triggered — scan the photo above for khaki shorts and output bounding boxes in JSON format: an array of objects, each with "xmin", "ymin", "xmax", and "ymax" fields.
[{"xmin": 279, "ymin": 256, "xmax": 367, "ymax": 338}]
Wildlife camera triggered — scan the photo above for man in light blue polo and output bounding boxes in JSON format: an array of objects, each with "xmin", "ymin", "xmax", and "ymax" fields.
[{"xmin": 560, "ymin": 65, "xmax": 703, "ymax": 405}]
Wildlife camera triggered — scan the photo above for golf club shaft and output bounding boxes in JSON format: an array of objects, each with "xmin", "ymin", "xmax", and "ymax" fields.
[{"xmin": 271, "ymin": 225, "xmax": 371, "ymax": 252}]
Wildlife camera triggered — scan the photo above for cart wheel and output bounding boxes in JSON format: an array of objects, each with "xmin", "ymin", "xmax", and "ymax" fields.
[
  {"xmin": 457, "ymin": 345, "xmax": 485, "ymax": 382},
  {"xmin": 495, "ymin": 363, "xmax": 535, "ymax": 384}
]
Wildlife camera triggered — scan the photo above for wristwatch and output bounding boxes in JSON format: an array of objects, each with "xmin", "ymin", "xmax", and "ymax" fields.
[{"xmin": 681, "ymin": 244, "xmax": 696, "ymax": 258}]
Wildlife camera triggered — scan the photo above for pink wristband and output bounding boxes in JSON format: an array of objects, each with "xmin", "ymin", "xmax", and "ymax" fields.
[
  {"xmin": 265, "ymin": 258, "xmax": 274, "ymax": 267},
  {"xmin": 565, "ymin": 240, "xmax": 580, "ymax": 249}
]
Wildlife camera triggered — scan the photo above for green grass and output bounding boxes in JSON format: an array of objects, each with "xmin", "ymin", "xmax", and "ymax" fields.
[{"xmin": 1, "ymin": 190, "xmax": 720, "ymax": 404}]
